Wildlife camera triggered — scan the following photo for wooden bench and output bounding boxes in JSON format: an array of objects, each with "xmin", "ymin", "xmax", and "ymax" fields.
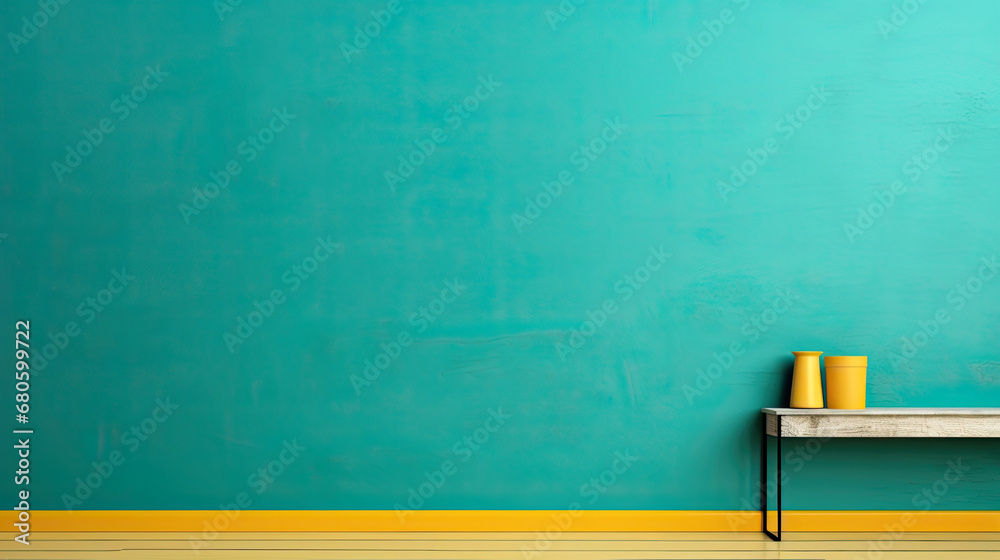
[{"xmin": 760, "ymin": 407, "xmax": 1000, "ymax": 541}]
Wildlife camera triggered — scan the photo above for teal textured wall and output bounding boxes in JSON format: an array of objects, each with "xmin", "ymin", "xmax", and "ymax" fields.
[{"xmin": 2, "ymin": 0, "xmax": 999, "ymax": 512}]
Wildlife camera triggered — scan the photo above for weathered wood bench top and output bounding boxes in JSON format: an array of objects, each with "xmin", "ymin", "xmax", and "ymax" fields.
[{"xmin": 762, "ymin": 407, "xmax": 1000, "ymax": 438}]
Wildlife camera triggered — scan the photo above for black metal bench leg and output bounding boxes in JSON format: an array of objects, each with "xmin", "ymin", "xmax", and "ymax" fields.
[{"xmin": 762, "ymin": 414, "xmax": 781, "ymax": 541}]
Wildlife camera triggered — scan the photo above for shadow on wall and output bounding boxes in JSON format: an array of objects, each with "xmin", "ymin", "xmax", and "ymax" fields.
[{"xmin": 775, "ymin": 357, "xmax": 795, "ymax": 409}]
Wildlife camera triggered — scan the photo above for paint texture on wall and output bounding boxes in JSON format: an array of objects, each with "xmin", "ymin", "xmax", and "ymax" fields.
[{"xmin": 1, "ymin": 0, "xmax": 999, "ymax": 511}]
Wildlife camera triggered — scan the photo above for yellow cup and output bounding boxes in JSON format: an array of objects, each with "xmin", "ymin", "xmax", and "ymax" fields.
[
  {"xmin": 824, "ymin": 356, "xmax": 867, "ymax": 409},
  {"xmin": 790, "ymin": 351, "xmax": 824, "ymax": 408}
]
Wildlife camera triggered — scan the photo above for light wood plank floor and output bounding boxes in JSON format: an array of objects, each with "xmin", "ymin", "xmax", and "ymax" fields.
[{"xmin": 1, "ymin": 532, "xmax": 998, "ymax": 559}]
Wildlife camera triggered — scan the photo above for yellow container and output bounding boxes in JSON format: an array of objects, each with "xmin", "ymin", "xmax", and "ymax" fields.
[
  {"xmin": 789, "ymin": 351, "xmax": 824, "ymax": 408},
  {"xmin": 824, "ymin": 356, "xmax": 867, "ymax": 409}
]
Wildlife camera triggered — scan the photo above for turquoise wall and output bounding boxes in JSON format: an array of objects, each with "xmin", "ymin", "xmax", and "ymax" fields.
[{"xmin": 2, "ymin": 0, "xmax": 999, "ymax": 513}]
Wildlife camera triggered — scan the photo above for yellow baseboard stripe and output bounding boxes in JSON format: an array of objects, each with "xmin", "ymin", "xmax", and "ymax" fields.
[{"xmin": 5, "ymin": 510, "xmax": 998, "ymax": 532}]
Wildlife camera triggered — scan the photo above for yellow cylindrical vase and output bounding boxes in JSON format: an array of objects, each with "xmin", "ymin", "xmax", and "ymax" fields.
[
  {"xmin": 825, "ymin": 356, "xmax": 867, "ymax": 409},
  {"xmin": 789, "ymin": 351, "xmax": 824, "ymax": 408}
]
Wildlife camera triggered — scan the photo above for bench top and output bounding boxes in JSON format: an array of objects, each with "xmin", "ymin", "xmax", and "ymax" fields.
[
  {"xmin": 763, "ymin": 407, "xmax": 1000, "ymax": 416},
  {"xmin": 762, "ymin": 408, "xmax": 1000, "ymax": 437}
]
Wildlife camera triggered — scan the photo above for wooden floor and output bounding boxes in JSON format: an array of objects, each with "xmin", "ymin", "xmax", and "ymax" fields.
[{"xmin": 1, "ymin": 532, "xmax": 999, "ymax": 559}]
